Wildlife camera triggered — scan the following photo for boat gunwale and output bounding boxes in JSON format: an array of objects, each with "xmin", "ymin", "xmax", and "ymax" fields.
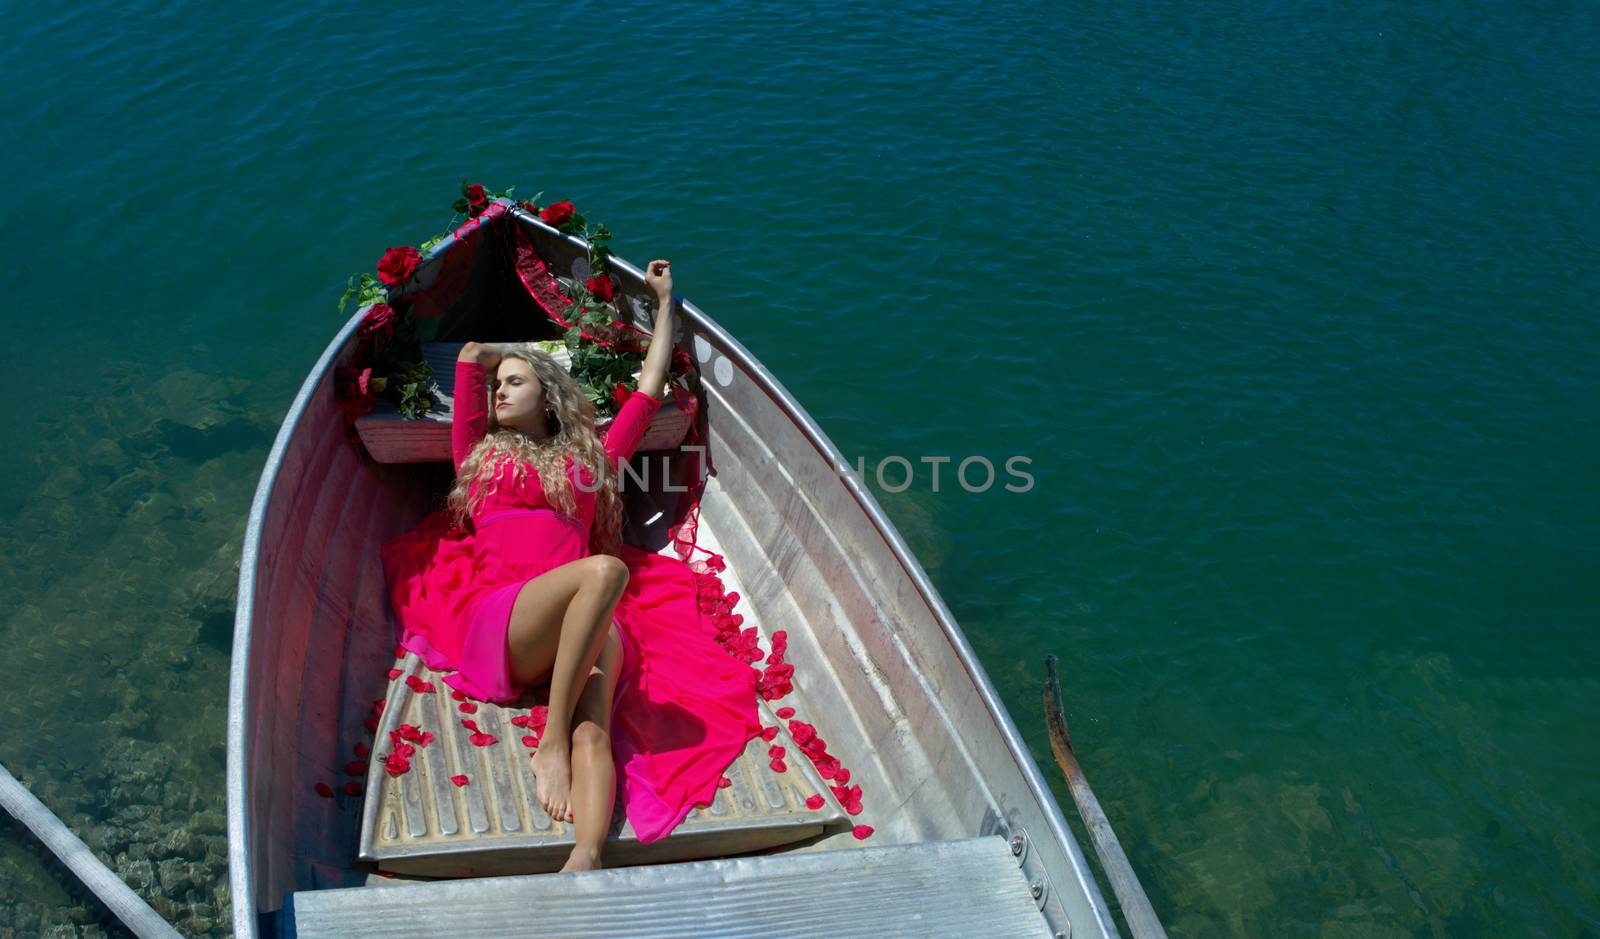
[{"xmin": 229, "ymin": 202, "xmax": 1123, "ymax": 937}]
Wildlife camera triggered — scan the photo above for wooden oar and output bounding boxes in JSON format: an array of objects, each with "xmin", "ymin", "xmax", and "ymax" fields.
[
  {"xmin": 1043, "ymin": 654, "xmax": 1168, "ymax": 939},
  {"xmin": 0, "ymin": 760, "xmax": 181, "ymax": 938}
]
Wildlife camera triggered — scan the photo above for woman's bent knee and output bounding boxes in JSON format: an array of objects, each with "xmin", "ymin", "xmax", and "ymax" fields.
[
  {"xmin": 572, "ymin": 721, "xmax": 610, "ymax": 752},
  {"xmin": 581, "ymin": 555, "xmax": 629, "ymax": 595}
]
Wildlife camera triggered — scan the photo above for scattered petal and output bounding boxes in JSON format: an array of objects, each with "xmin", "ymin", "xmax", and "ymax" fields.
[
  {"xmin": 776, "ymin": 707, "xmax": 795, "ymax": 719},
  {"xmin": 343, "ymin": 782, "xmax": 364, "ymax": 797},
  {"xmin": 805, "ymin": 794, "xmax": 825, "ymax": 810},
  {"xmin": 835, "ymin": 768, "xmax": 851, "ymax": 785},
  {"xmin": 521, "ymin": 735, "xmax": 539, "ymax": 748},
  {"xmin": 419, "ymin": 731, "xmax": 435, "ymax": 746},
  {"xmin": 450, "ymin": 690, "xmax": 466, "ymax": 702},
  {"xmin": 716, "ymin": 776, "xmax": 733, "ymax": 789},
  {"xmin": 768, "ymin": 759, "xmax": 788, "ymax": 773},
  {"xmin": 852, "ymin": 824, "xmax": 874, "ymax": 840},
  {"xmin": 370, "ymin": 699, "xmax": 386, "ymax": 716},
  {"xmin": 405, "ymin": 675, "xmax": 435, "ymax": 694},
  {"xmin": 354, "ymin": 742, "xmax": 371, "ymax": 758},
  {"xmin": 759, "ymin": 726, "xmax": 779, "ymax": 742},
  {"xmin": 394, "ymin": 742, "xmax": 415, "ymax": 759},
  {"xmin": 393, "ymin": 644, "xmax": 406, "ymax": 659},
  {"xmin": 461, "ymin": 719, "xmax": 480, "ymax": 733},
  {"xmin": 344, "ymin": 760, "xmax": 368, "ymax": 776},
  {"xmin": 818, "ymin": 762, "xmax": 837, "ymax": 780},
  {"xmin": 396, "ymin": 724, "xmax": 425, "ymax": 743},
  {"xmin": 509, "ymin": 715, "xmax": 531, "ymax": 728},
  {"xmin": 768, "ymin": 745, "xmax": 786, "ymax": 760},
  {"xmin": 386, "ymin": 668, "xmax": 402, "ymax": 680},
  {"xmin": 469, "ymin": 733, "xmax": 498, "ymax": 747},
  {"xmin": 362, "ymin": 716, "xmax": 379, "ymax": 733},
  {"xmin": 458, "ymin": 701, "xmax": 478, "ymax": 714},
  {"xmin": 314, "ymin": 782, "xmax": 334, "ymax": 798},
  {"xmin": 450, "ymin": 774, "xmax": 470, "ymax": 787},
  {"xmin": 377, "ymin": 870, "xmax": 397, "ymax": 879}
]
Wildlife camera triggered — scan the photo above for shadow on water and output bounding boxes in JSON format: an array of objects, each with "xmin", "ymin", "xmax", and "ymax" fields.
[{"xmin": 139, "ymin": 417, "xmax": 274, "ymax": 464}]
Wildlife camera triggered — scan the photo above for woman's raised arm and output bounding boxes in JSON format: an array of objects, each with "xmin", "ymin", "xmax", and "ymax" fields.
[
  {"xmin": 635, "ymin": 260, "xmax": 676, "ymax": 401},
  {"xmin": 452, "ymin": 342, "xmax": 501, "ymax": 471}
]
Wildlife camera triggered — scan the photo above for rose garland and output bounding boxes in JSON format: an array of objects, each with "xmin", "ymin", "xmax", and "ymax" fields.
[{"xmin": 334, "ymin": 182, "xmax": 687, "ymax": 423}]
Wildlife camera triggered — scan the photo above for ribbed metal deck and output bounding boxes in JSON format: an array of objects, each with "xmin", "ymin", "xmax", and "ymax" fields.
[
  {"xmin": 357, "ymin": 653, "xmax": 849, "ymax": 877},
  {"xmin": 285, "ymin": 836, "xmax": 1056, "ymax": 938}
]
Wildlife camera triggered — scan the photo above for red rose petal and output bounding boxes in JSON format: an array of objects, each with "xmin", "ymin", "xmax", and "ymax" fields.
[
  {"xmin": 458, "ymin": 702, "xmax": 478, "ymax": 714},
  {"xmin": 354, "ymin": 742, "xmax": 370, "ymax": 757},
  {"xmin": 394, "ymin": 742, "xmax": 415, "ymax": 759},
  {"xmin": 461, "ymin": 719, "xmax": 480, "ymax": 733},
  {"xmin": 818, "ymin": 762, "xmax": 837, "ymax": 780},
  {"xmin": 314, "ymin": 782, "xmax": 334, "ymax": 798},
  {"xmin": 717, "ymin": 775, "xmax": 733, "ymax": 789},
  {"xmin": 370, "ymin": 699, "xmax": 385, "ymax": 716},
  {"xmin": 343, "ymin": 781, "xmax": 363, "ymax": 796},
  {"xmin": 769, "ymin": 759, "xmax": 787, "ymax": 772},
  {"xmin": 386, "ymin": 668, "xmax": 402, "ymax": 680},
  {"xmin": 450, "ymin": 774, "xmax": 469, "ymax": 787},
  {"xmin": 450, "ymin": 690, "xmax": 466, "ymax": 702},
  {"xmin": 393, "ymin": 644, "xmax": 406, "ymax": 658},
  {"xmin": 835, "ymin": 768, "xmax": 851, "ymax": 785},
  {"xmin": 805, "ymin": 794, "xmax": 825, "ymax": 810},
  {"xmin": 344, "ymin": 760, "xmax": 367, "ymax": 776},
  {"xmin": 776, "ymin": 707, "xmax": 795, "ymax": 719},
  {"xmin": 845, "ymin": 801, "xmax": 863, "ymax": 815},
  {"xmin": 419, "ymin": 731, "xmax": 435, "ymax": 746},
  {"xmin": 404, "ymin": 675, "xmax": 435, "ymax": 694},
  {"xmin": 509, "ymin": 715, "xmax": 531, "ymax": 728},
  {"xmin": 521, "ymin": 735, "xmax": 539, "ymax": 748},
  {"xmin": 852, "ymin": 824, "xmax": 874, "ymax": 840},
  {"xmin": 759, "ymin": 726, "xmax": 779, "ymax": 742},
  {"xmin": 397, "ymin": 724, "xmax": 424, "ymax": 743},
  {"xmin": 362, "ymin": 716, "xmax": 378, "ymax": 733},
  {"xmin": 377, "ymin": 870, "xmax": 397, "ymax": 879},
  {"xmin": 768, "ymin": 745, "xmax": 786, "ymax": 760},
  {"xmin": 469, "ymin": 733, "xmax": 497, "ymax": 747}
]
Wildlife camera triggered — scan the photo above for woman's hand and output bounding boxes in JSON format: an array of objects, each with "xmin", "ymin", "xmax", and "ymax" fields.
[
  {"xmin": 458, "ymin": 341, "xmax": 503, "ymax": 370},
  {"xmin": 644, "ymin": 259, "xmax": 673, "ymax": 304}
]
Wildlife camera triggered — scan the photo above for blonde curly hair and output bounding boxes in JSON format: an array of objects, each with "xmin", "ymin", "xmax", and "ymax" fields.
[{"xmin": 446, "ymin": 343, "xmax": 625, "ymax": 557}]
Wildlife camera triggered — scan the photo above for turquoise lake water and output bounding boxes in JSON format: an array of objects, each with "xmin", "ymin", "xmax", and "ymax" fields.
[{"xmin": 2, "ymin": 1, "xmax": 1596, "ymax": 935}]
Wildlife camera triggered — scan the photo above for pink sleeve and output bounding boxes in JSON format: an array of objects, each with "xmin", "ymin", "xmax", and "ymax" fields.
[
  {"xmin": 452, "ymin": 361, "xmax": 490, "ymax": 472},
  {"xmin": 604, "ymin": 391, "xmax": 663, "ymax": 465}
]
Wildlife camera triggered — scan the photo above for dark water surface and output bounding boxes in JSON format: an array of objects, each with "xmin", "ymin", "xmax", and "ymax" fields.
[{"xmin": 2, "ymin": 1, "xmax": 1595, "ymax": 935}]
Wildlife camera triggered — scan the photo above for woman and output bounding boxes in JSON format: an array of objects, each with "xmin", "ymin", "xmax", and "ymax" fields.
[{"xmin": 381, "ymin": 260, "xmax": 759, "ymax": 873}]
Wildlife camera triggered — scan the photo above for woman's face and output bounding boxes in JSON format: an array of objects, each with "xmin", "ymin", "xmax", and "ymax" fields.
[{"xmin": 493, "ymin": 358, "xmax": 548, "ymax": 433}]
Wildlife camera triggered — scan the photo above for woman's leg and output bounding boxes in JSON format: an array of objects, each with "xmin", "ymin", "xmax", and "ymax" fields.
[
  {"xmin": 561, "ymin": 624, "xmax": 624, "ymax": 873},
  {"xmin": 504, "ymin": 554, "xmax": 629, "ymax": 822}
]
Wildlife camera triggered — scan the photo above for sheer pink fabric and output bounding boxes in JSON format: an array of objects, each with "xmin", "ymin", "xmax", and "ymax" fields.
[{"xmin": 380, "ymin": 361, "xmax": 759, "ymax": 842}]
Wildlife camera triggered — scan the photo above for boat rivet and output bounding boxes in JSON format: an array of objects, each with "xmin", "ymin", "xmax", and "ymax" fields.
[
  {"xmin": 1030, "ymin": 878, "xmax": 1045, "ymax": 900},
  {"xmin": 1010, "ymin": 834, "xmax": 1026, "ymax": 856}
]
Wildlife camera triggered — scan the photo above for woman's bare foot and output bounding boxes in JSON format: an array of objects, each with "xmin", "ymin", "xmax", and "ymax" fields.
[
  {"xmin": 531, "ymin": 742, "xmax": 573, "ymax": 822},
  {"xmin": 559, "ymin": 845, "xmax": 602, "ymax": 873}
]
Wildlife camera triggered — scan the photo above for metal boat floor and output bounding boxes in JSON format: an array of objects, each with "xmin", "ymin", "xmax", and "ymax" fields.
[
  {"xmin": 358, "ymin": 523, "xmax": 849, "ymax": 877},
  {"xmin": 285, "ymin": 836, "xmax": 1055, "ymax": 938}
]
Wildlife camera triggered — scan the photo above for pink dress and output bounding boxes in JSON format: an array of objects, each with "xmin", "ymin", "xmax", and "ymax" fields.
[{"xmin": 380, "ymin": 361, "xmax": 760, "ymax": 842}]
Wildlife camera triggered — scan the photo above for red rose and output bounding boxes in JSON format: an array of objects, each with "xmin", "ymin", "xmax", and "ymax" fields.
[
  {"xmin": 335, "ymin": 365, "xmax": 375, "ymax": 418},
  {"xmin": 585, "ymin": 275, "xmax": 615, "ymax": 302},
  {"xmin": 358, "ymin": 303, "xmax": 396, "ymax": 346},
  {"xmin": 376, "ymin": 245, "xmax": 422, "ymax": 286},
  {"xmin": 540, "ymin": 200, "xmax": 576, "ymax": 227},
  {"xmin": 466, "ymin": 183, "xmax": 487, "ymax": 206}
]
